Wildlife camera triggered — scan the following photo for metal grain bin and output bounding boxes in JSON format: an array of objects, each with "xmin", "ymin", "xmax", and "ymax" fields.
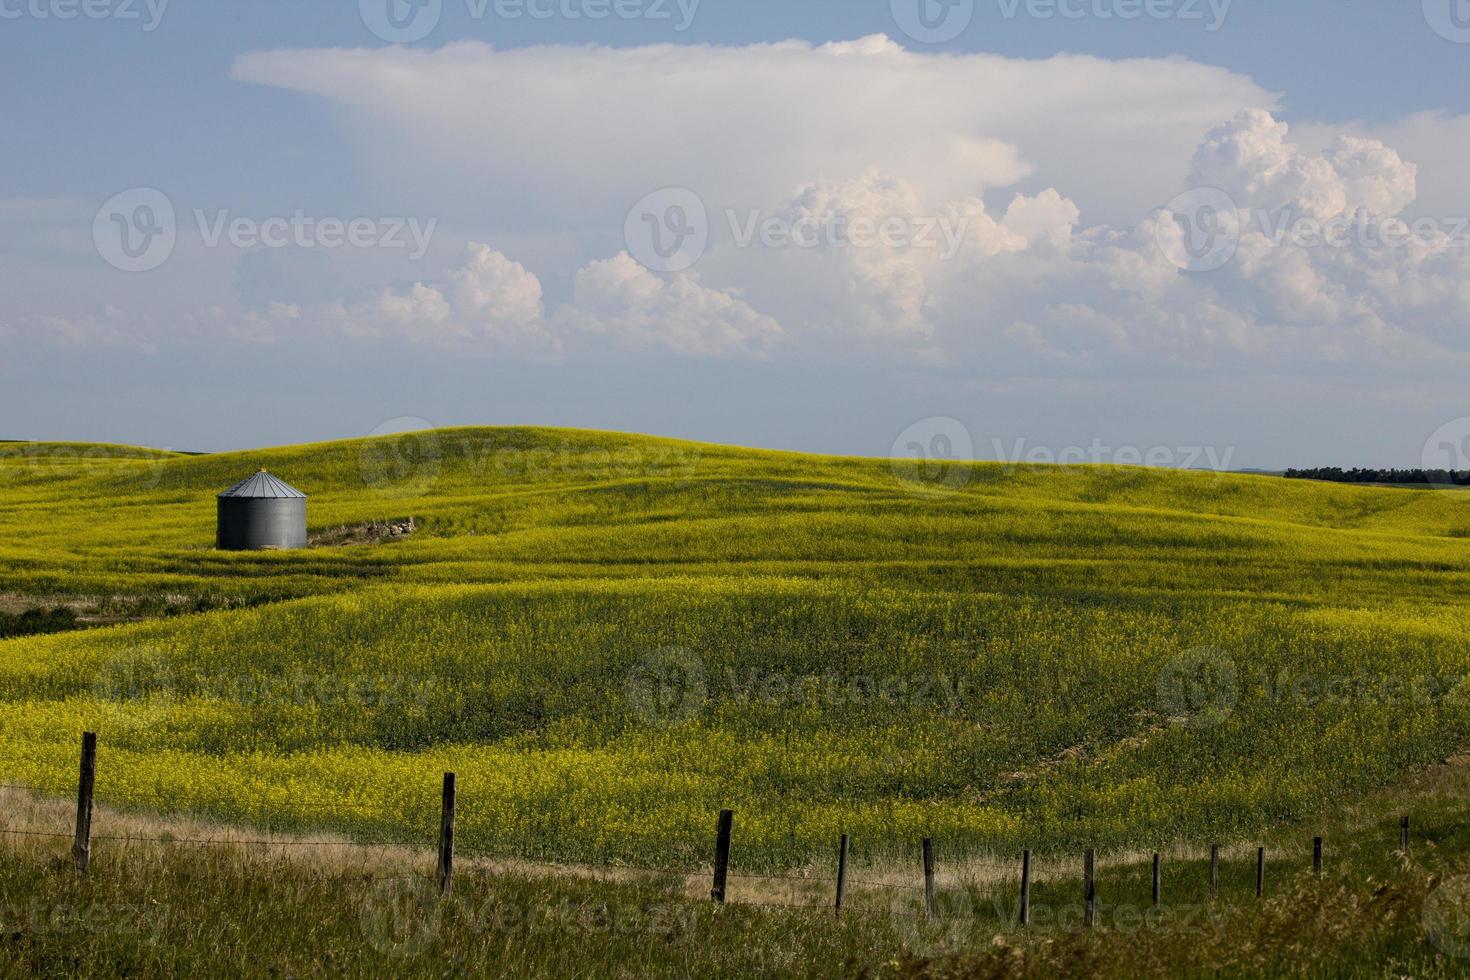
[{"xmin": 216, "ymin": 469, "xmax": 307, "ymax": 551}]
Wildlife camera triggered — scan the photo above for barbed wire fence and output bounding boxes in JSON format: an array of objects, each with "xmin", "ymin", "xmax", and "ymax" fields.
[{"xmin": 0, "ymin": 734, "xmax": 1419, "ymax": 930}]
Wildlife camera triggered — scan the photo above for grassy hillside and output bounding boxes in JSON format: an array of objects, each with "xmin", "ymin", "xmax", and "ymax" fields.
[{"xmin": 1, "ymin": 428, "xmax": 1469, "ymax": 870}]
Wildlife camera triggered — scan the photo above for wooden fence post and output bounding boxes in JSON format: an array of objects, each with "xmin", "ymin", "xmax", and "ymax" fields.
[
  {"xmin": 835, "ymin": 834, "xmax": 849, "ymax": 916},
  {"xmin": 1152, "ymin": 852, "xmax": 1161, "ymax": 908},
  {"xmin": 1084, "ymin": 849, "xmax": 1096, "ymax": 928},
  {"xmin": 72, "ymin": 732, "xmax": 96, "ymax": 874},
  {"xmin": 437, "ymin": 772, "xmax": 456, "ymax": 894},
  {"xmin": 1256, "ymin": 846, "xmax": 1265, "ymax": 898},
  {"xmin": 711, "ymin": 809, "xmax": 733, "ymax": 903},
  {"xmin": 922, "ymin": 838, "xmax": 936, "ymax": 919},
  {"xmin": 1020, "ymin": 849, "xmax": 1031, "ymax": 927},
  {"xmin": 1401, "ymin": 816, "xmax": 1410, "ymax": 851},
  {"xmin": 1209, "ymin": 844, "xmax": 1219, "ymax": 901},
  {"xmin": 1313, "ymin": 836, "xmax": 1323, "ymax": 877}
]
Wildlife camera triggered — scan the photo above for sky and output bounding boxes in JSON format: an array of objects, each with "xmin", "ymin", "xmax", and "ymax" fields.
[{"xmin": 3, "ymin": 0, "xmax": 1470, "ymax": 470}]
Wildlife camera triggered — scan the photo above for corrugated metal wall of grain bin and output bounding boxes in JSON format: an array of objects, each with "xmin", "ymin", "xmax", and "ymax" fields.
[{"xmin": 216, "ymin": 470, "xmax": 307, "ymax": 551}]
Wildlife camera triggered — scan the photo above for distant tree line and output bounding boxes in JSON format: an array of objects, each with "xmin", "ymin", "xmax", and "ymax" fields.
[{"xmin": 1284, "ymin": 467, "xmax": 1470, "ymax": 487}]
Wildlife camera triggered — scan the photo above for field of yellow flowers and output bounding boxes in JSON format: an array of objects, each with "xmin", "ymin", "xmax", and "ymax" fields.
[{"xmin": 1, "ymin": 429, "xmax": 1469, "ymax": 869}]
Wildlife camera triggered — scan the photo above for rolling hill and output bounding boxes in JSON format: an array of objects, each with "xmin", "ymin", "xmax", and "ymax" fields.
[{"xmin": 1, "ymin": 428, "xmax": 1469, "ymax": 870}]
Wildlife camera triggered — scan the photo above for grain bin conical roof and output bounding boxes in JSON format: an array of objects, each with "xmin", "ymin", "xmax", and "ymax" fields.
[{"xmin": 218, "ymin": 469, "xmax": 306, "ymax": 499}]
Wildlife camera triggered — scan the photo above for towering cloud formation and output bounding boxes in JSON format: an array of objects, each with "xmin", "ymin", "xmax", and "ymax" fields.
[{"xmin": 14, "ymin": 38, "xmax": 1470, "ymax": 378}]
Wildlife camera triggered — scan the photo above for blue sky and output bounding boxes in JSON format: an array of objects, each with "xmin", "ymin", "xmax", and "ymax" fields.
[{"xmin": 4, "ymin": 1, "xmax": 1470, "ymax": 468}]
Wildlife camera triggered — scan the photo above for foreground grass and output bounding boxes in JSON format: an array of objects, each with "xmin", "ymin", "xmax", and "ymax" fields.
[{"xmin": 6, "ymin": 761, "xmax": 1470, "ymax": 977}]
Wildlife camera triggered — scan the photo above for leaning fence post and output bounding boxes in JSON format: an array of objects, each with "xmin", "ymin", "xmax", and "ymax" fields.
[
  {"xmin": 922, "ymin": 838, "xmax": 936, "ymax": 919},
  {"xmin": 1209, "ymin": 844, "xmax": 1219, "ymax": 901},
  {"xmin": 1152, "ymin": 852, "xmax": 1161, "ymax": 907},
  {"xmin": 1401, "ymin": 816, "xmax": 1410, "ymax": 851},
  {"xmin": 1020, "ymin": 849, "xmax": 1032, "ymax": 927},
  {"xmin": 1084, "ymin": 849, "xmax": 1096, "ymax": 927},
  {"xmin": 711, "ymin": 809, "xmax": 733, "ymax": 903},
  {"xmin": 1256, "ymin": 846, "xmax": 1265, "ymax": 898},
  {"xmin": 1313, "ymin": 836, "xmax": 1323, "ymax": 877},
  {"xmin": 72, "ymin": 732, "xmax": 96, "ymax": 873},
  {"xmin": 437, "ymin": 772, "xmax": 456, "ymax": 894},
  {"xmin": 835, "ymin": 834, "xmax": 849, "ymax": 916}
]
